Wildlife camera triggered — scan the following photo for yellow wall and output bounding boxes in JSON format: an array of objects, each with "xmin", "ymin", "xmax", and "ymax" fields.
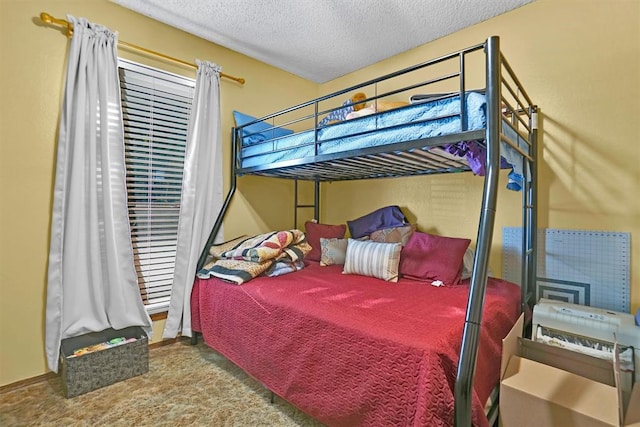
[
  {"xmin": 319, "ymin": 0, "xmax": 639, "ymax": 312},
  {"xmin": 0, "ymin": 0, "xmax": 317, "ymax": 386},
  {"xmin": 1, "ymin": 0, "xmax": 638, "ymax": 388}
]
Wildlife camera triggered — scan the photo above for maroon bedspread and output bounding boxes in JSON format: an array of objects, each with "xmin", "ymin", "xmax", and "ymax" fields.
[{"xmin": 191, "ymin": 261, "xmax": 521, "ymax": 427}]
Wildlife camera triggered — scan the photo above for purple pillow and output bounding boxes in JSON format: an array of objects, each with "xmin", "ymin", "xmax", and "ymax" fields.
[
  {"xmin": 399, "ymin": 231, "xmax": 471, "ymax": 285},
  {"xmin": 347, "ymin": 206, "xmax": 407, "ymax": 239}
]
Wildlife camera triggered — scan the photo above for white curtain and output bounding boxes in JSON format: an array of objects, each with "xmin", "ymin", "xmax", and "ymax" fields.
[
  {"xmin": 45, "ymin": 15, "xmax": 152, "ymax": 373},
  {"xmin": 163, "ymin": 61, "xmax": 223, "ymax": 339}
]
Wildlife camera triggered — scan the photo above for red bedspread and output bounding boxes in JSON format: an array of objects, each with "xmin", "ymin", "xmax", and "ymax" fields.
[{"xmin": 191, "ymin": 261, "xmax": 521, "ymax": 427}]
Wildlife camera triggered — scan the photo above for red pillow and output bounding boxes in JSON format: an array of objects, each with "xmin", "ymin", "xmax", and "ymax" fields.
[
  {"xmin": 305, "ymin": 221, "xmax": 347, "ymax": 262},
  {"xmin": 399, "ymin": 231, "xmax": 471, "ymax": 285}
]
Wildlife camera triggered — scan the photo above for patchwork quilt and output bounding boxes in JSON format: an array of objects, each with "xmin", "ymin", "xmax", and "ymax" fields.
[{"xmin": 196, "ymin": 229, "xmax": 310, "ymax": 284}]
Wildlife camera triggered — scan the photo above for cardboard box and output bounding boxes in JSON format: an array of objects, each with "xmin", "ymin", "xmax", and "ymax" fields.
[
  {"xmin": 59, "ymin": 326, "xmax": 148, "ymax": 398},
  {"xmin": 500, "ymin": 315, "xmax": 640, "ymax": 427}
]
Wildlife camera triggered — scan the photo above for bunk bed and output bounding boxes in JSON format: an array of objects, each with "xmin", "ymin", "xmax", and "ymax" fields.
[{"xmin": 192, "ymin": 36, "xmax": 538, "ymax": 426}]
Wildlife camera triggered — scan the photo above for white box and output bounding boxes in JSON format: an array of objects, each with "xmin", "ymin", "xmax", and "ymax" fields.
[{"xmin": 500, "ymin": 315, "xmax": 640, "ymax": 427}]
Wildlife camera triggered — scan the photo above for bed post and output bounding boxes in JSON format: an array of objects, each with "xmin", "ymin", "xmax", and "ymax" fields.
[
  {"xmin": 196, "ymin": 128, "xmax": 239, "ymax": 272},
  {"xmin": 191, "ymin": 130, "xmax": 239, "ymax": 345},
  {"xmin": 454, "ymin": 35, "xmax": 501, "ymax": 427},
  {"xmin": 525, "ymin": 106, "xmax": 538, "ymax": 313},
  {"xmin": 520, "ymin": 106, "xmax": 538, "ymax": 315},
  {"xmin": 191, "ymin": 128, "xmax": 238, "ymax": 345},
  {"xmin": 314, "ymin": 180, "xmax": 320, "ymax": 221}
]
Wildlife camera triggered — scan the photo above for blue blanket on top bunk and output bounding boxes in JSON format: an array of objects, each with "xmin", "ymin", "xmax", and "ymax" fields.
[{"xmin": 240, "ymin": 92, "xmax": 529, "ymax": 189}]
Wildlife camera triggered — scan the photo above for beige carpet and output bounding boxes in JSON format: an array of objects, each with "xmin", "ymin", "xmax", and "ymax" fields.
[{"xmin": 0, "ymin": 340, "xmax": 325, "ymax": 426}]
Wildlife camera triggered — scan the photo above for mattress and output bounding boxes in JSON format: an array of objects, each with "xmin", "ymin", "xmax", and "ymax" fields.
[
  {"xmin": 191, "ymin": 261, "xmax": 521, "ymax": 426},
  {"xmin": 240, "ymin": 92, "xmax": 487, "ymax": 169}
]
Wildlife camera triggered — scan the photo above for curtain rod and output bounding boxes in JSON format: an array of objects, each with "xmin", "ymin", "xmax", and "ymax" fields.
[{"xmin": 39, "ymin": 12, "xmax": 245, "ymax": 85}]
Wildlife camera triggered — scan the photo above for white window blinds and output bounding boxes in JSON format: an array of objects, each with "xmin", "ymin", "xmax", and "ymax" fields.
[{"xmin": 118, "ymin": 59, "xmax": 195, "ymax": 314}]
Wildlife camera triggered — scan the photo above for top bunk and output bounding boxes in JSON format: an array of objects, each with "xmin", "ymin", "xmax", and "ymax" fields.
[{"xmin": 232, "ymin": 36, "xmax": 537, "ymax": 183}]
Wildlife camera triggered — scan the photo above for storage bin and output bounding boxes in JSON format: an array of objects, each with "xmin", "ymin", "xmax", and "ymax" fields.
[{"xmin": 59, "ymin": 326, "xmax": 148, "ymax": 398}]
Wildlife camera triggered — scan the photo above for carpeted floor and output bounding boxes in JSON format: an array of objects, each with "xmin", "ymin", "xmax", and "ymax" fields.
[{"xmin": 0, "ymin": 340, "xmax": 325, "ymax": 426}]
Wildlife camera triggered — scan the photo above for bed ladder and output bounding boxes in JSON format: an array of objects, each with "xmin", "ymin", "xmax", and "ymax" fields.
[{"xmin": 294, "ymin": 180, "xmax": 320, "ymax": 228}]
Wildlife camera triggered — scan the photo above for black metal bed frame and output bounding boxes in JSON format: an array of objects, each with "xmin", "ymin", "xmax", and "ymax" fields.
[{"xmin": 195, "ymin": 36, "xmax": 538, "ymax": 426}]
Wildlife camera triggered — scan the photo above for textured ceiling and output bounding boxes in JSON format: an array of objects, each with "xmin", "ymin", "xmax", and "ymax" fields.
[{"xmin": 111, "ymin": 0, "xmax": 534, "ymax": 83}]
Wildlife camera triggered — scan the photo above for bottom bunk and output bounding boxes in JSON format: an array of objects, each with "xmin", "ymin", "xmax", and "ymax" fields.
[{"xmin": 191, "ymin": 261, "xmax": 522, "ymax": 427}]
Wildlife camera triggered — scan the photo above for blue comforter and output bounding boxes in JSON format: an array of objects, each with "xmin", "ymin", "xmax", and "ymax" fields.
[
  {"xmin": 240, "ymin": 92, "xmax": 528, "ymax": 190},
  {"xmin": 241, "ymin": 92, "xmax": 487, "ymax": 168}
]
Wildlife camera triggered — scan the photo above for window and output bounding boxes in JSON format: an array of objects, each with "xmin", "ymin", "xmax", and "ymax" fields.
[{"xmin": 118, "ymin": 59, "xmax": 195, "ymax": 314}]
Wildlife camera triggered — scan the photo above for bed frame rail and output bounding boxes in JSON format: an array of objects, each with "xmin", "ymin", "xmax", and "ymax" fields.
[
  {"xmin": 455, "ymin": 36, "xmax": 537, "ymax": 426},
  {"xmin": 233, "ymin": 42, "xmax": 489, "ymax": 182},
  {"xmin": 195, "ymin": 36, "xmax": 537, "ymax": 427}
]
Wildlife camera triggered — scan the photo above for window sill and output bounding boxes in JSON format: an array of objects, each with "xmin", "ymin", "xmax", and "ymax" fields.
[{"xmin": 150, "ymin": 312, "xmax": 168, "ymax": 321}]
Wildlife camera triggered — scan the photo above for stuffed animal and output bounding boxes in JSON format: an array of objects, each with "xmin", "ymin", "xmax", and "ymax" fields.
[
  {"xmin": 345, "ymin": 100, "xmax": 409, "ymax": 120},
  {"xmin": 350, "ymin": 92, "xmax": 367, "ymax": 112},
  {"xmin": 318, "ymin": 92, "xmax": 367, "ymax": 126}
]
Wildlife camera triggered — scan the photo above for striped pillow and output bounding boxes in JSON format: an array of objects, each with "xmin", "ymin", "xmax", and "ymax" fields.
[{"xmin": 343, "ymin": 239, "xmax": 402, "ymax": 282}]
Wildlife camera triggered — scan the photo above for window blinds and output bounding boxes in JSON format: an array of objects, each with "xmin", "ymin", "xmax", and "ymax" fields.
[{"xmin": 118, "ymin": 59, "xmax": 195, "ymax": 314}]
